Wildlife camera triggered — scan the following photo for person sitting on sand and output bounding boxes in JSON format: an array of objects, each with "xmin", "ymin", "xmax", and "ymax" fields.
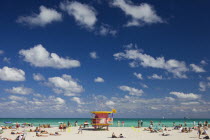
[
  {"xmin": 119, "ymin": 133, "xmax": 124, "ymax": 138},
  {"xmin": 36, "ymin": 132, "xmax": 48, "ymax": 137},
  {"xmin": 112, "ymin": 132, "xmax": 117, "ymax": 138}
]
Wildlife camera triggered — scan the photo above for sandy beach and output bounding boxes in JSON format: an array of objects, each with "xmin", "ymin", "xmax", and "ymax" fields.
[{"xmin": 0, "ymin": 126, "xmax": 208, "ymax": 140}]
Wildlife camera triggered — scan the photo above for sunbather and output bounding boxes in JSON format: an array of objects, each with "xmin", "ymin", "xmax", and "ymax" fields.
[
  {"xmin": 50, "ymin": 132, "xmax": 61, "ymax": 136},
  {"xmin": 36, "ymin": 132, "xmax": 48, "ymax": 137}
]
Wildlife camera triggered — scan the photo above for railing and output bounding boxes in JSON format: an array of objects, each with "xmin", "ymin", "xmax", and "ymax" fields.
[{"xmin": 91, "ymin": 118, "xmax": 113, "ymax": 125}]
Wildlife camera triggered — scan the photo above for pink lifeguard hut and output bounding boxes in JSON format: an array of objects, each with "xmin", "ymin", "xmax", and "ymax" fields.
[{"xmin": 91, "ymin": 109, "xmax": 117, "ymax": 130}]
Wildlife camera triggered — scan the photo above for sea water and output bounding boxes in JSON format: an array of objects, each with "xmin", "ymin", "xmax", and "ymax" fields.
[{"xmin": 0, "ymin": 118, "xmax": 209, "ymax": 127}]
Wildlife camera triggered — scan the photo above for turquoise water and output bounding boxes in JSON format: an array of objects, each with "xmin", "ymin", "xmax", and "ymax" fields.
[{"xmin": 0, "ymin": 118, "xmax": 209, "ymax": 127}]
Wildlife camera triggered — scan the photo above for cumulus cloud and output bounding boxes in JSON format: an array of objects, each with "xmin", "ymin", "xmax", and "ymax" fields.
[
  {"xmin": 94, "ymin": 77, "xmax": 104, "ymax": 83},
  {"xmin": 71, "ymin": 97, "xmax": 83, "ymax": 104},
  {"xmin": 17, "ymin": 6, "xmax": 62, "ymax": 27},
  {"xmin": 119, "ymin": 85, "xmax": 143, "ymax": 96},
  {"xmin": 114, "ymin": 45, "xmax": 188, "ymax": 78},
  {"xmin": 33, "ymin": 73, "xmax": 45, "ymax": 81},
  {"xmin": 0, "ymin": 66, "xmax": 25, "ymax": 81},
  {"xmin": 60, "ymin": 1, "xmax": 97, "ymax": 29},
  {"xmin": 48, "ymin": 74, "xmax": 84, "ymax": 96},
  {"xmin": 105, "ymin": 100, "xmax": 115, "ymax": 106},
  {"xmin": 19, "ymin": 44, "xmax": 80, "ymax": 69},
  {"xmin": 133, "ymin": 72, "xmax": 143, "ymax": 80},
  {"xmin": 190, "ymin": 64, "xmax": 205, "ymax": 73},
  {"xmin": 5, "ymin": 86, "xmax": 33, "ymax": 95},
  {"xmin": 170, "ymin": 91, "xmax": 200, "ymax": 100},
  {"xmin": 55, "ymin": 97, "xmax": 65, "ymax": 104},
  {"xmin": 148, "ymin": 74, "xmax": 163, "ymax": 80},
  {"xmin": 111, "ymin": 0, "xmax": 163, "ymax": 27},
  {"xmin": 90, "ymin": 51, "xmax": 98, "ymax": 59},
  {"xmin": 199, "ymin": 81, "xmax": 210, "ymax": 92}
]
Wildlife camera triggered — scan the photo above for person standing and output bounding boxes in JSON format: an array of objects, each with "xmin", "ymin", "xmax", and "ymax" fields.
[
  {"xmin": 184, "ymin": 121, "xmax": 187, "ymax": 127},
  {"xmin": 75, "ymin": 121, "xmax": 78, "ymax": 127},
  {"xmin": 198, "ymin": 126, "xmax": 202, "ymax": 139},
  {"xmin": 63, "ymin": 123, "xmax": 67, "ymax": 132},
  {"xmin": 118, "ymin": 121, "xmax": 120, "ymax": 127},
  {"xmin": 68, "ymin": 121, "xmax": 70, "ymax": 127},
  {"xmin": 141, "ymin": 120, "xmax": 143, "ymax": 127},
  {"xmin": 138, "ymin": 120, "xmax": 140, "ymax": 128},
  {"xmin": 122, "ymin": 121, "xmax": 124, "ymax": 127},
  {"xmin": 59, "ymin": 123, "xmax": 63, "ymax": 132},
  {"xmin": 78, "ymin": 125, "xmax": 82, "ymax": 134}
]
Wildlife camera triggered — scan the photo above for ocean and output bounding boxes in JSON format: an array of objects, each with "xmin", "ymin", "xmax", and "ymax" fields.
[{"xmin": 0, "ymin": 118, "xmax": 209, "ymax": 127}]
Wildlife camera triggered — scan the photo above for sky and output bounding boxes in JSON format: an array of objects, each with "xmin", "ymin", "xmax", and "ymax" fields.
[{"xmin": 0, "ymin": 0, "xmax": 210, "ymax": 118}]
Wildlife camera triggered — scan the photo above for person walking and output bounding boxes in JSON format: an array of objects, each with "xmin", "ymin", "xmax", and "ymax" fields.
[{"xmin": 78, "ymin": 125, "xmax": 82, "ymax": 134}]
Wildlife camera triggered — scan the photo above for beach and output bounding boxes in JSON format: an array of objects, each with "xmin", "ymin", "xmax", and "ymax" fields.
[{"xmin": 0, "ymin": 126, "xmax": 209, "ymax": 140}]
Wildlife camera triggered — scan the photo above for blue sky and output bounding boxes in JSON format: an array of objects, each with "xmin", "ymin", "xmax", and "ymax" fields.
[{"xmin": 0, "ymin": 0, "xmax": 210, "ymax": 118}]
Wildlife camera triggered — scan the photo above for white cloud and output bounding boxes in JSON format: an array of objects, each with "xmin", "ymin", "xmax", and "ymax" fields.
[
  {"xmin": 111, "ymin": 0, "xmax": 163, "ymax": 27},
  {"xmin": 48, "ymin": 74, "xmax": 84, "ymax": 96},
  {"xmin": 114, "ymin": 45, "xmax": 188, "ymax": 78},
  {"xmin": 207, "ymin": 77, "xmax": 210, "ymax": 81},
  {"xmin": 133, "ymin": 72, "xmax": 143, "ymax": 80},
  {"xmin": 140, "ymin": 83, "xmax": 148, "ymax": 88},
  {"xmin": 0, "ymin": 50, "xmax": 4, "ymax": 55},
  {"xmin": 199, "ymin": 82, "xmax": 206, "ymax": 91},
  {"xmin": 98, "ymin": 24, "xmax": 117, "ymax": 36},
  {"xmin": 17, "ymin": 6, "xmax": 62, "ymax": 27},
  {"xmin": 55, "ymin": 97, "xmax": 65, "ymax": 105},
  {"xmin": 94, "ymin": 77, "xmax": 104, "ymax": 83},
  {"xmin": 33, "ymin": 73, "xmax": 45, "ymax": 81},
  {"xmin": 181, "ymin": 102, "xmax": 200, "ymax": 105},
  {"xmin": 190, "ymin": 64, "xmax": 205, "ymax": 73},
  {"xmin": 148, "ymin": 74, "xmax": 163, "ymax": 80},
  {"xmin": 105, "ymin": 100, "xmax": 115, "ymax": 106},
  {"xmin": 201, "ymin": 60, "xmax": 207, "ymax": 65},
  {"xmin": 60, "ymin": 1, "xmax": 97, "ymax": 29},
  {"xmin": 0, "ymin": 66, "xmax": 25, "ymax": 81},
  {"xmin": 119, "ymin": 85, "xmax": 143, "ymax": 96},
  {"xmin": 170, "ymin": 91, "xmax": 200, "ymax": 100},
  {"xmin": 71, "ymin": 97, "xmax": 83, "ymax": 104},
  {"xmin": 199, "ymin": 81, "xmax": 210, "ymax": 92},
  {"xmin": 5, "ymin": 86, "xmax": 33, "ymax": 95},
  {"xmin": 19, "ymin": 44, "xmax": 80, "ymax": 69},
  {"xmin": 90, "ymin": 51, "xmax": 98, "ymax": 59},
  {"xmin": 8, "ymin": 95, "xmax": 27, "ymax": 101}
]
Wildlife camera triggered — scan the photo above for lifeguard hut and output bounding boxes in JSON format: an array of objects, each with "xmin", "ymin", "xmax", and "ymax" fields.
[{"xmin": 91, "ymin": 109, "xmax": 117, "ymax": 130}]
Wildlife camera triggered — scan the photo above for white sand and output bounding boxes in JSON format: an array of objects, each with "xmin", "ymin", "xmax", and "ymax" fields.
[{"xmin": 0, "ymin": 127, "xmax": 208, "ymax": 140}]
